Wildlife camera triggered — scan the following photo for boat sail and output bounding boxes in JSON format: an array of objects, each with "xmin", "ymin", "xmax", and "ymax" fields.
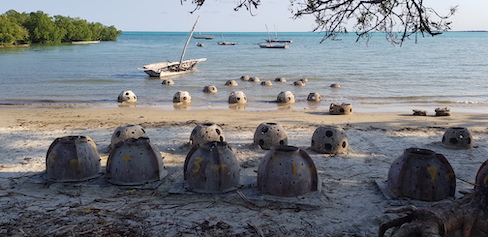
[{"xmin": 140, "ymin": 17, "xmax": 206, "ymax": 78}]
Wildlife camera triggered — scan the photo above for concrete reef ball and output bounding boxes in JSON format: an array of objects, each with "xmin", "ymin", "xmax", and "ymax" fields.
[
  {"xmin": 173, "ymin": 91, "xmax": 191, "ymax": 104},
  {"xmin": 162, "ymin": 79, "xmax": 174, "ymax": 86},
  {"xmin": 277, "ymin": 91, "xmax": 295, "ymax": 104},
  {"xmin": 240, "ymin": 75, "xmax": 250, "ymax": 81},
  {"xmin": 299, "ymin": 78, "xmax": 309, "ymax": 83},
  {"xmin": 228, "ymin": 91, "xmax": 247, "ymax": 104},
  {"xmin": 253, "ymin": 122, "xmax": 288, "ymax": 150},
  {"xmin": 106, "ymin": 137, "xmax": 168, "ymax": 185},
  {"xmin": 261, "ymin": 80, "xmax": 273, "ymax": 86},
  {"xmin": 442, "ymin": 127, "xmax": 473, "ymax": 149},
  {"xmin": 330, "ymin": 83, "xmax": 340, "ymax": 88},
  {"xmin": 189, "ymin": 122, "xmax": 226, "ymax": 147},
  {"xmin": 225, "ymin": 80, "xmax": 238, "ymax": 86},
  {"xmin": 110, "ymin": 124, "xmax": 148, "ymax": 149},
  {"xmin": 435, "ymin": 107, "xmax": 451, "ymax": 116},
  {"xmin": 117, "ymin": 90, "xmax": 137, "ymax": 103},
  {"xmin": 257, "ymin": 145, "xmax": 319, "ymax": 197},
  {"xmin": 203, "ymin": 85, "xmax": 218, "ymax": 93},
  {"xmin": 307, "ymin": 92, "xmax": 322, "ymax": 102},
  {"xmin": 475, "ymin": 160, "xmax": 488, "ymax": 189},
  {"xmin": 387, "ymin": 148, "xmax": 456, "ymax": 201},
  {"xmin": 329, "ymin": 102, "xmax": 353, "ymax": 115},
  {"xmin": 184, "ymin": 141, "xmax": 240, "ymax": 193},
  {"xmin": 249, "ymin": 76, "xmax": 260, "ymax": 83},
  {"xmin": 293, "ymin": 80, "xmax": 305, "ymax": 86},
  {"xmin": 311, "ymin": 125, "xmax": 349, "ymax": 154},
  {"xmin": 274, "ymin": 77, "xmax": 286, "ymax": 83},
  {"xmin": 45, "ymin": 136, "xmax": 101, "ymax": 182}
]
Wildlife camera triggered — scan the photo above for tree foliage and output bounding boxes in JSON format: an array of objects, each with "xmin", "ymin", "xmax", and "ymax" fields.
[
  {"xmin": 0, "ymin": 14, "xmax": 29, "ymax": 45},
  {"xmin": 182, "ymin": 0, "xmax": 457, "ymax": 44},
  {"xmin": 0, "ymin": 10, "xmax": 122, "ymax": 45}
]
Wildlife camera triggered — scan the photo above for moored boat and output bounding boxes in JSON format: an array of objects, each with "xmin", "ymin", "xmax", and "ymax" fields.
[
  {"xmin": 258, "ymin": 43, "xmax": 289, "ymax": 49},
  {"xmin": 139, "ymin": 17, "xmax": 206, "ymax": 78}
]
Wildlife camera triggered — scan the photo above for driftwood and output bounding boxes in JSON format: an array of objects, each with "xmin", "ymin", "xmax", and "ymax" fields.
[{"xmin": 379, "ymin": 185, "xmax": 488, "ymax": 237}]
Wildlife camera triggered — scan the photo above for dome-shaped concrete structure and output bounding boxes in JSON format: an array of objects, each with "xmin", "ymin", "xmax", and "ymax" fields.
[
  {"xmin": 442, "ymin": 127, "xmax": 473, "ymax": 149},
  {"xmin": 475, "ymin": 160, "xmax": 488, "ymax": 190},
  {"xmin": 387, "ymin": 148, "xmax": 456, "ymax": 201},
  {"xmin": 189, "ymin": 122, "xmax": 226, "ymax": 147},
  {"xmin": 277, "ymin": 91, "xmax": 295, "ymax": 104},
  {"xmin": 45, "ymin": 136, "xmax": 101, "ymax": 182},
  {"xmin": 106, "ymin": 137, "xmax": 168, "ymax": 185},
  {"xmin": 228, "ymin": 91, "xmax": 247, "ymax": 104},
  {"xmin": 274, "ymin": 77, "xmax": 286, "ymax": 83},
  {"xmin": 203, "ymin": 85, "xmax": 218, "ymax": 93},
  {"xmin": 173, "ymin": 91, "xmax": 191, "ymax": 104},
  {"xmin": 225, "ymin": 80, "xmax": 238, "ymax": 86},
  {"xmin": 311, "ymin": 125, "xmax": 348, "ymax": 154},
  {"xmin": 117, "ymin": 90, "xmax": 137, "ymax": 103},
  {"xmin": 184, "ymin": 141, "xmax": 240, "ymax": 193},
  {"xmin": 257, "ymin": 145, "xmax": 319, "ymax": 197},
  {"xmin": 162, "ymin": 79, "xmax": 174, "ymax": 86},
  {"xmin": 307, "ymin": 92, "xmax": 321, "ymax": 102},
  {"xmin": 110, "ymin": 125, "xmax": 148, "ymax": 149},
  {"xmin": 240, "ymin": 75, "xmax": 250, "ymax": 81},
  {"xmin": 329, "ymin": 103, "xmax": 352, "ymax": 115},
  {"xmin": 249, "ymin": 77, "xmax": 260, "ymax": 83},
  {"xmin": 253, "ymin": 122, "xmax": 288, "ymax": 150}
]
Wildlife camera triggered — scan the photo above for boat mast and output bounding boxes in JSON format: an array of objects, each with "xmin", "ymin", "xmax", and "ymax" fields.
[
  {"xmin": 265, "ymin": 24, "xmax": 271, "ymax": 45},
  {"xmin": 178, "ymin": 16, "xmax": 200, "ymax": 70}
]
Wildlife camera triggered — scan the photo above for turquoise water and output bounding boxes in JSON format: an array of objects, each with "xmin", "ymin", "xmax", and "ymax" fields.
[{"xmin": 1, "ymin": 31, "xmax": 487, "ymax": 113}]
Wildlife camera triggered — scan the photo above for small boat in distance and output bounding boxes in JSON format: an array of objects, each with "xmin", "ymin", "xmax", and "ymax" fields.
[
  {"xmin": 218, "ymin": 42, "xmax": 236, "ymax": 45},
  {"xmin": 258, "ymin": 25, "xmax": 290, "ymax": 49},
  {"xmin": 217, "ymin": 33, "xmax": 236, "ymax": 45},
  {"xmin": 258, "ymin": 43, "xmax": 289, "ymax": 49},
  {"xmin": 193, "ymin": 34, "xmax": 214, "ymax": 40},
  {"xmin": 196, "ymin": 42, "xmax": 204, "ymax": 47},
  {"xmin": 140, "ymin": 16, "xmax": 206, "ymax": 78}
]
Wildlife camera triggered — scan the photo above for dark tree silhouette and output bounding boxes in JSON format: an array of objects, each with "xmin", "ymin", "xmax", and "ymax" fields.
[{"xmin": 181, "ymin": 0, "xmax": 457, "ymax": 44}]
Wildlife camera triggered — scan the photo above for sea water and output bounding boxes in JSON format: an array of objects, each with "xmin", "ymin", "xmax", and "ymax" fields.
[{"xmin": 1, "ymin": 31, "xmax": 487, "ymax": 113}]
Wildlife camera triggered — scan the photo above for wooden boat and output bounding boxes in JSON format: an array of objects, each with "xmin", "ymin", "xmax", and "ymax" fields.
[
  {"xmin": 217, "ymin": 41, "xmax": 236, "ymax": 45},
  {"xmin": 258, "ymin": 43, "xmax": 289, "ymax": 49},
  {"xmin": 193, "ymin": 34, "xmax": 214, "ymax": 39},
  {"xmin": 258, "ymin": 25, "xmax": 290, "ymax": 49},
  {"xmin": 217, "ymin": 33, "xmax": 236, "ymax": 45},
  {"xmin": 140, "ymin": 17, "xmax": 206, "ymax": 78}
]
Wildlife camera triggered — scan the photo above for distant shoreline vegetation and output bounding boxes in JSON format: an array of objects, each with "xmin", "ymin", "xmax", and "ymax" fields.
[{"xmin": 0, "ymin": 10, "xmax": 122, "ymax": 46}]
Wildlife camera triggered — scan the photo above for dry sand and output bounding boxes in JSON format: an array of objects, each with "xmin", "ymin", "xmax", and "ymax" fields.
[{"xmin": 1, "ymin": 106, "xmax": 487, "ymax": 236}]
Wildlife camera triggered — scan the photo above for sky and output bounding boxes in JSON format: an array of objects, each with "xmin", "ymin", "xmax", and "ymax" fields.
[{"xmin": 2, "ymin": 0, "xmax": 487, "ymax": 32}]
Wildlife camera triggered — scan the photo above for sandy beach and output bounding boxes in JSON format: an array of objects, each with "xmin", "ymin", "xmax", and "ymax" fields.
[{"xmin": 1, "ymin": 106, "xmax": 487, "ymax": 236}]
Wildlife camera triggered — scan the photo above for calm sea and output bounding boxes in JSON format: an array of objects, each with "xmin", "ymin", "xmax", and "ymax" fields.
[{"xmin": 1, "ymin": 31, "xmax": 487, "ymax": 113}]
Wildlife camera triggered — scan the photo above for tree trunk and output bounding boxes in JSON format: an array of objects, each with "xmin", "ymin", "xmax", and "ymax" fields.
[{"xmin": 379, "ymin": 185, "xmax": 488, "ymax": 237}]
